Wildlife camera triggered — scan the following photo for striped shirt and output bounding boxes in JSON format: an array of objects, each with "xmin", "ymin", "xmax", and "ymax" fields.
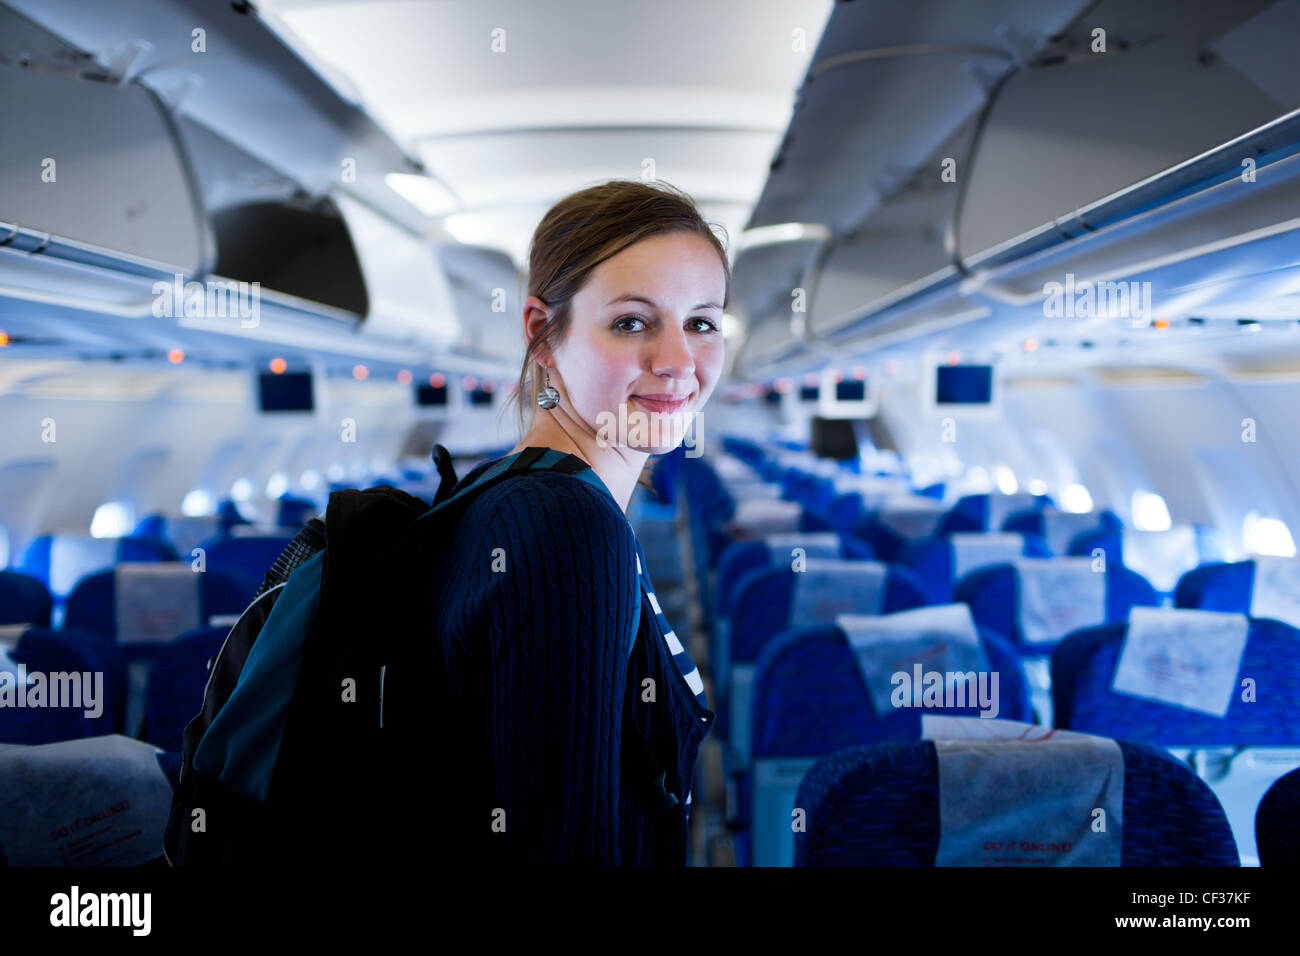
[
  {"xmin": 634, "ymin": 544, "xmax": 708, "ymax": 814},
  {"xmin": 635, "ymin": 548, "xmax": 708, "ymax": 711}
]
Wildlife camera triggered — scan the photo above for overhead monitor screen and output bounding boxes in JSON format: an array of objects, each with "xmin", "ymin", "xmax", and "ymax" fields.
[
  {"xmin": 835, "ymin": 379, "xmax": 867, "ymax": 401},
  {"xmin": 258, "ymin": 372, "xmax": 314, "ymax": 413},
  {"xmin": 415, "ymin": 384, "xmax": 448, "ymax": 407},
  {"xmin": 935, "ymin": 365, "xmax": 994, "ymax": 404}
]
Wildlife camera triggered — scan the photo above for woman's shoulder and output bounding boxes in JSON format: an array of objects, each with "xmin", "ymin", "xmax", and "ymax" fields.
[{"xmin": 457, "ymin": 467, "xmax": 635, "ymax": 552}]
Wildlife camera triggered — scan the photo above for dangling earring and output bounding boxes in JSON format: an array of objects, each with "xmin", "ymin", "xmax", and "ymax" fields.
[{"xmin": 537, "ymin": 368, "xmax": 560, "ymax": 409}]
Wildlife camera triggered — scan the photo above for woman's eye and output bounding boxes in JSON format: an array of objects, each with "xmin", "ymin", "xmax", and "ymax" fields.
[
  {"xmin": 614, "ymin": 316, "xmax": 646, "ymax": 332},
  {"xmin": 689, "ymin": 318, "xmax": 720, "ymax": 333}
]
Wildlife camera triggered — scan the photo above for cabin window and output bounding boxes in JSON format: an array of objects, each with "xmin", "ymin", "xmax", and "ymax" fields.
[
  {"xmin": 1131, "ymin": 490, "xmax": 1172, "ymax": 531},
  {"xmin": 1243, "ymin": 513, "xmax": 1296, "ymax": 557},
  {"xmin": 994, "ymin": 464, "xmax": 1018, "ymax": 495},
  {"xmin": 182, "ymin": 489, "xmax": 215, "ymax": 517},
  {"xmin": 1061, "ymin": 483, "xmax": 1094, "ymax": 514},
  {"xmin": 90, "ymin": 501, "xmax": 133, "ymax": 539}
]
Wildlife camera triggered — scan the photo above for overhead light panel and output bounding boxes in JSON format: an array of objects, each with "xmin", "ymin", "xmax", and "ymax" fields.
[
  {"xmin": 736, "ymin": 222, "xmax": 830, "ymax": 252},
  {"xmin": 385, "ymin": 173, "xmax": 458, "ymax": 217}
]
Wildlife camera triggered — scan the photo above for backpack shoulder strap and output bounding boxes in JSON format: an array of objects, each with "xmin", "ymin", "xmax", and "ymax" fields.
[
  {"xmin": 417, "ymin": 446, "xmax": 599, "ymax": 523},
  {"xmin": 430, "ymin": 443, "xmax": 459, "ymax": 506}
]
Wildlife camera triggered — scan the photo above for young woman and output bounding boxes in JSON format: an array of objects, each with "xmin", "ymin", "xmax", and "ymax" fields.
[{"xmin": 433, "ymin": 180, "xmax": 730, "ymax": 865}]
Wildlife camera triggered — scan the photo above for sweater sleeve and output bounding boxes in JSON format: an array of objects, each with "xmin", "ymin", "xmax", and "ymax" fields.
[{"xmin": 469, "ymin": 473, "xmax": 639, "ymax": 865}]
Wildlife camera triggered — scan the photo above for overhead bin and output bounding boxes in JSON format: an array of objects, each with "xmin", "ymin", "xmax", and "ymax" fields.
[
  {"xmin": 734, "ymin": 0, "xmax": 1300, "ymax": 378},
  {"xmin": 0, "ymin": 59, "xmax": 208, "ymax": 276},
  {"xmin": 331, "ymin": 193, "xmax": 459, "ymax": 351},
  {"xmin": 436, "ymin": 242, "xmax": 525, "ymax": 365},
  {"xmin": 955, "ymin": 43, "xmax": 1285, "ymax": 263},
  {"xmin": 212, "ymin": 197, "xmax": 367, "ymax": 317}
]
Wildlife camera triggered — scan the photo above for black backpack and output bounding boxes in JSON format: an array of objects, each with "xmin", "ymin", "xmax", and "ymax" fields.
[{"xmin": 164, "ymin": 444, "xmax": 679, "ymax": 867}]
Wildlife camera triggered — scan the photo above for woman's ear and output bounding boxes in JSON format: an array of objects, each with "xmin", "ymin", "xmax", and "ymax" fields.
[{"xmin": 522, "ymin": 296, "xmax": 553, "ymax": 363}]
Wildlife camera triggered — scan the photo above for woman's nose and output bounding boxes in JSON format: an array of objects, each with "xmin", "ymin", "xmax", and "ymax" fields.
[{"xmin": 652, "ymin": 324, "xmax": 695, "ymax": 379}]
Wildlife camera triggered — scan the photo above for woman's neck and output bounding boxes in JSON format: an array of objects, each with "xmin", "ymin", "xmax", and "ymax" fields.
[{"xmin": 511, "ymin": 407, "xmax": 649, "ymax": 513}]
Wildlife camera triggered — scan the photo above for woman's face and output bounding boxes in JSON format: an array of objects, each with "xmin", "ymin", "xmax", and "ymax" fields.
[{"xmin": 538, "ymin": 230, "xmax": 727, "ymax": 455}]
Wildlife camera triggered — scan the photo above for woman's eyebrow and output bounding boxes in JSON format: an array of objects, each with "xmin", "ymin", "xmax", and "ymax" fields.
[{"xmin": 605, "ymin": 293, "xmax": 723, "ymax": 311}]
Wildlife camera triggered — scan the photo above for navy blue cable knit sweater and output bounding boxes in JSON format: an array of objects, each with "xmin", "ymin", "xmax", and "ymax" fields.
[{"xmin": 431, "ymin": 454, "xmax": 715, "ymax": 865}]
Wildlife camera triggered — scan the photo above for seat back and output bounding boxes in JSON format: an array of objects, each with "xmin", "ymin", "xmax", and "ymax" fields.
[
  {"xmin": 901, "ymin": 531, "xmax": 1050, "ymax": 604},
  {"xmin": 794, "ymin": 739, "xmax": 1238, "ymax": 866},
  {"xmin": 1256, "ymin": 766, "xmax": 1300, "ymax": 866},
  {"xmin": 711, "ymin": 532, "xmax": 873, "ymax": 686},
  {"xmin": 1, "ymin": 628, "xmax": 113, "ymax": 743},
  {"xmin": 940, "ymin": 493, "xmax": 1050, "ymax": 536},
  {"xmin": 956, "ymin": 559, "xmax": 1159, "ymax": 653},
  {"xmin": 276, "ymin": 496, "xmax": 319, "ymax": 528},
  {"xmin": 198, "ymin": 534, "xmax": 296, "ymax": 601},
  {"xmin": 1002, "ymin": 508, "xmax": 1118, "ymax": 556},
  {"xmin": 18, "ymin": 533, "xmax": 177, "ymax": 599},
  {"xmin": 1070, "ymin": 525, "xmax": 1221, "ymax": 593},
  {"xmin": 142, "ymin": 626, "xmax": 228, "ymax": 753},
  {"xmin": 724, "ymin": 560, "xmax": 927, "ymax": 759},
  {"xmin": 64, "ymin": 564, "xmax": 246, "ymax": 644},
  {"xmin": 0, "ymin": 570, "xmax": 53, "ymax": 627},
  {"xmin": 746, "ymin": 616, "xmax": 1031, "ymax": 866},
  {"xmin": 134, "ymin": 514, "xmax": 223, "ymax": 559},
  {"xmin": 855, "ymin": 497, "xmax": 948, "ymax": 562},
  {"xmin": 1052, "ymin": 611, "xmax": 1299, "ymax": 744},
  {"xmin": 1177, "ymin": 557, "xmax": 1300, "ymax": 629},
  {"xmin": 1053, "ymin": 609, "xmax": 1300, "ymax": 863}
]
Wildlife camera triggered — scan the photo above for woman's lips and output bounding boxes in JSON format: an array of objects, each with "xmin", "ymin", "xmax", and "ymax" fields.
[{"xmin": 631, "ymin": 394, "xmax": 690, "ymax": 414}]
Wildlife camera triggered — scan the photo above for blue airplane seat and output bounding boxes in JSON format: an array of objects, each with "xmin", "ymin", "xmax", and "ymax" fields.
[
  {"xmin": 1174, "ymin": 558, "xmax": 1300, "ymax": 632},
  {"xmin": 740, "ymin": 622, "xmax": 1031, "ymax": 866},
  {"xmin": 728, "ymin": 562, "xmax": 929, "ymax": 673},
  {"xmin": 828, "ymin": 492, "xmax": 866, "ymax": 540},
  {"xmin": 706, "ymin": 509, "xmax": 830, "ymax": 568},
  {"xmin": 276, "ymin": 496, "xmax": 318, "ymax": 528},
  {"xmin": 1001, "ymin": 508, "xmax": 1121, "ymax": 555},
  {"xmin": 649, "ymin": 444, "xmax": 686, "ymax": 506},
  {"xmin": 954, "ymin": 562, "xmax": 1160, "ymax": 653},
  {"xmin": 900, "ymin": 532, "xmax": 1051, "ymax": 604},
  {"xmin": 714, "ymin": 534, "xmax": 876, "ymax": 631},
  {"xmin": 133, "ymin": 513, "xmax": 224, "ymax": 558},
  {"xmin": 142, "ymin": 626, "xmax": 227, "ymax": 754},
  {"xmin": 18, "ymin": 534, "xmax": 178, "ymax": 600},
  {"xmin": 133, "ymin": 514, "xmax": 168, "ymax": 540},
  {"xmin": 681, "ymin": 456, "xmax": 736, "ymax": 622},
  {"xmin": 938, "ymin": 493, "xmax": 1053, "ymax": 537},
  {"xmin": 1174, "ymin": 560, "xmax": 1254, "ymax": 611},
  {"xmin": 710, "ymin": 533, "xmax": 874, "ymax": 689},
  {"xmin": 719, "ymin": 561, "xmax": 928, "ymax": 755},
  {"xmin": 852, "ymin": 495, "xmax": 954, "ymax": 564},
  {"xmin": 0, "ymin": 570, "xmax": 53, "ymax": 627},
  {"xmin": 1051, "ymin": 616, "xmax": 1300, "ymax": 744},
  {"xmin": 793, "ymin": 740, "xmax": 1238, "ymax": 866},
  {"xmin": 197, "ymin": 533, "xmax": 296, "ymax": 602},
  {"xmin": 1, "ymin": 628, "xmax": 114, "ymax": 743},
  {"xmin": 1256, "ymin": 766, "xmax": 1300, "ymax": 866},
  {"xmin": 216, "ymin": 499, "xmax": 251, "ymax": 531},
  {"xmin": 1069, "ymin": 524, "xmax": 1222, "ymax": 594},
  {"xmin": 64, "ymin": 566, "xmax": 246, "ymax": 650}
]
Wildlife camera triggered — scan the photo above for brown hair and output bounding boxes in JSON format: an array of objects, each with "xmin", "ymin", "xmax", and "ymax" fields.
[{"xmin": 505, "ymin": 181, "xmax": 732, "ymax": 476}]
